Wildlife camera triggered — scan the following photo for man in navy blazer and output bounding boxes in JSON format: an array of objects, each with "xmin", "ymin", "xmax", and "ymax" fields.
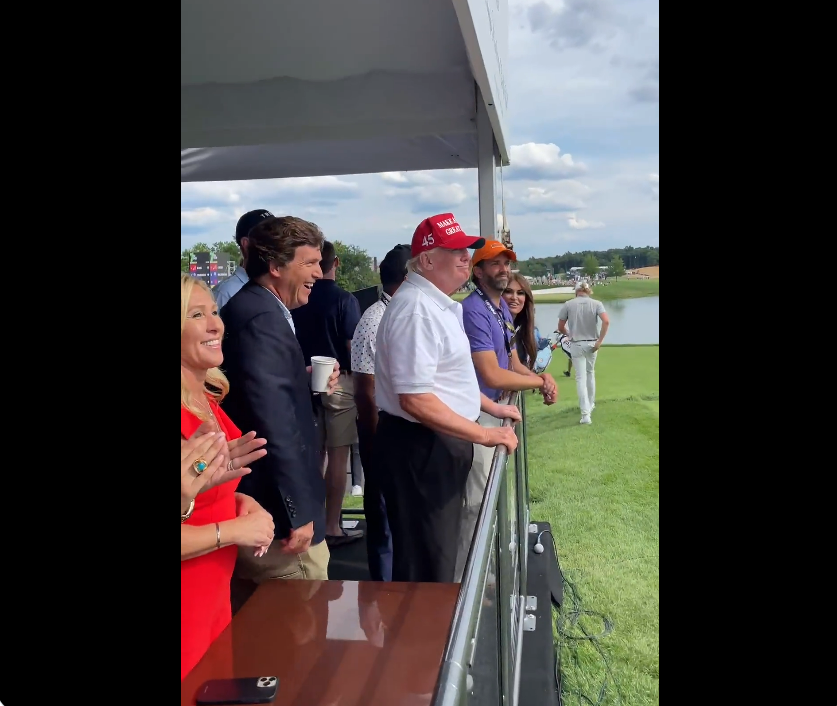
[{"xmin": 220, "ymin": 216, "xmax": 339, "ymax": 598}]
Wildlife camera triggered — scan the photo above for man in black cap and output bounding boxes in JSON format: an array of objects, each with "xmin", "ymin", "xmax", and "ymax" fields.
[
  {"xmin": 349, "ymin": 244, "xmax": 411, "ymax": 581},
  {"xmin": 214, "ymin": 209, "xmax": 273, "ymax": 310}
]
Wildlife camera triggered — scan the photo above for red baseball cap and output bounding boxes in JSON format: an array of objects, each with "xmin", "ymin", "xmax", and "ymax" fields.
[{"xmin": 411, "ymin": 213, "xmax": 485, "ymax": 257}]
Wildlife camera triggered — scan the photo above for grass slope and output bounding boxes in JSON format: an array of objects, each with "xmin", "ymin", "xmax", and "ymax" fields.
[{"xmin": 525, "ymin": 346, "xmax": 659, "ymax": 705}]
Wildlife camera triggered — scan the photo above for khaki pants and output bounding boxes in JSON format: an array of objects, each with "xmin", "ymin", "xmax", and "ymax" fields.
[
  {"xmin": 319, "ymin": 372, "xmax": 359, "ymax": 448},
  {"xmin": 454, "ymin": 410, "xmax": 502, "ymax": 582},
  {"xmin": 231, "ymin": 539, "xmax": 330, "ymax": 613}
]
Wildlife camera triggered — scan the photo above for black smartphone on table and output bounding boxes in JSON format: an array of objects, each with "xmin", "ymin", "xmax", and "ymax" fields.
[{"xmin": 195, "ymin": 676, "xmax": 279, "ymax": 705}]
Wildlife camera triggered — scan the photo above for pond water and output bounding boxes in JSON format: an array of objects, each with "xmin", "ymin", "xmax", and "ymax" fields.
[{"xmin": 534, "ymin": 296, "xmax": 659, "ymax": 345}]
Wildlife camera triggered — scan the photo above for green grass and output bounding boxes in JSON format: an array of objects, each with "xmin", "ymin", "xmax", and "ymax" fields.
[
  {"xmin": 342, "ymin": 493, "xmax": 363, "ymax": 510},
  {"xmin": 452, "ymin": 278, "xmax": 659, "ymax": 303},
  {"xmin": 526, "ymin": 346, "xmax": 659, "ymax": 705}
]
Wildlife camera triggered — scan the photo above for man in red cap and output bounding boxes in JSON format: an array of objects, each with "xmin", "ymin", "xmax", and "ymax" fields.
[
  {"xmin": 455, "ymin": 239, "xmax": 558, "ymax": 580},
  {"xmin": 372, "ymin": 213, "xmax": 522, "ymax": 583}
]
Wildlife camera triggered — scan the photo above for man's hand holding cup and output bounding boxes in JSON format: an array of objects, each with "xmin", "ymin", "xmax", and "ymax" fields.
[{"xmin": 309, "ymin": 357, "xmax": 341, "ymax": 395}]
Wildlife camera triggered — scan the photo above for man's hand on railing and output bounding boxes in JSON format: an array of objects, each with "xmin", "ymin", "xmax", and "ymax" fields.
[
  {"xmin": 481, "ymin": 426, "xmax": 519, "ymax": 451},
  {"xmin": 492, "ymin": 403, "xmax": 522, "ymax": 423}
]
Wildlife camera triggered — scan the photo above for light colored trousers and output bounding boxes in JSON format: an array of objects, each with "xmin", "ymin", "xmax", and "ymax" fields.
[
  {"xmin": 454, "ymin": 410, "xmax": 502, "ymax": 582},
  {"xmin": 570, "ymin": 341, "xmax": 599, "ymax": 416}
]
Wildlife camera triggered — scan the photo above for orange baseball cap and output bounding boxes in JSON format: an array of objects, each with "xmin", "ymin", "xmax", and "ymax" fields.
[{"xmin": 471, "ymin": 240, "xmax": 517, "ymax": 267}]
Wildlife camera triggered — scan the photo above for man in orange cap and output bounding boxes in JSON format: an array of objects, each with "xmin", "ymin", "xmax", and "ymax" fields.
[{"xmin": 455, "ymin": 239, "xmax": 558, "ymax": 581}]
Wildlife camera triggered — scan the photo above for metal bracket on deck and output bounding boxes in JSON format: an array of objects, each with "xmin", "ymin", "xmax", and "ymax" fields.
[
  {"xmin": 525, "ymin": 596, "xmax": 537, "ymax": 611},
  {"xmin": 523, "ymin": 613, "xmax": 537, "ymax": 632}
]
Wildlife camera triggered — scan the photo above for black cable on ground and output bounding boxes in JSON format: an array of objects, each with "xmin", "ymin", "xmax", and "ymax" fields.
[{"xmin": 540, "ymin": 529, "xmax": 624, "ymax": 706}]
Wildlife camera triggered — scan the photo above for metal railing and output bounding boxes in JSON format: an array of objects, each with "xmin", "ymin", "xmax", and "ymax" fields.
[{"xmin": 432, "ymin": 389, "xmax": 530, "ymax": 706}]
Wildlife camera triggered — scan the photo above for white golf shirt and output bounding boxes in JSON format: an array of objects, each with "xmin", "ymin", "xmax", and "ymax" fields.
[{"xmin": 375, "ymin": 271, "xmax": 481, "ymax": 423}]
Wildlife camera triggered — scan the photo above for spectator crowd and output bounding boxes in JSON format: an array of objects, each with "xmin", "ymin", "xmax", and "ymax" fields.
[{"xmin": 181, "ymin": 209, "xmax": 609, "ymax": 679}]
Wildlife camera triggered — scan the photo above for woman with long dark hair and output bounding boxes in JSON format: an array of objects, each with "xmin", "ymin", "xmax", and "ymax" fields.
[
  {"xmin": 502, "ymin": 274, "xmax": 550, "ymax": 367},
  {"xmin": 503, "ymin": 274, "xmax": 573, "ymax": 376}
]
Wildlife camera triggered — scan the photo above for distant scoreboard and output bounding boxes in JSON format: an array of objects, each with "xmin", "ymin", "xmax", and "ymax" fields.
[
  {"xmin": 189, "ymin": 252, "xmax": 211, "ymax": 286},
  {"xmin": 188, "ymin": 251, "xmax": 234, "ymax": 287}
]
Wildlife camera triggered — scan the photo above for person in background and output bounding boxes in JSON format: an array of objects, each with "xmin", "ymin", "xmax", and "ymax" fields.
[
  {"xmin": 374, "ymin": 214, "xmax": 520, "ymax": 584},
  {"xmin": 213, "ymin": 209, "xmax": 274, "ymax": 310},
  {"xmin": 456, "ymin": 241, "xmax": 557, "ymax": 581},
  {"xmin": 180, "ymin": 274, "xmax": 275, "ymax": 680},
  {"xmin": 350, "ymin": 243, "xmax": 411, "ymax": 581},
  {"xmin": 558, "ymin": 280, "xmax": 610, "ymax": 425},
  {"xmin": 292, "ymin": 240, "xmax": 363, "ymax": 548},
  {"xmin": 219, "ymin": 217, "xmax": 340, "ymax": 603},
  {"xmin": 349, "ymin": 443, "xmax": 364, "ymax": 496},
  {"xmin": 556, "ymin": 330, "xmax": 573, "ymax": 377}
]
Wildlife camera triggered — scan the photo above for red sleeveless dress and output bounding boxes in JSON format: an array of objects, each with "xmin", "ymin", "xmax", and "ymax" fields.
[{"xmin": 181, "ymin": 399, "xmax": 242, "ymax": 680}]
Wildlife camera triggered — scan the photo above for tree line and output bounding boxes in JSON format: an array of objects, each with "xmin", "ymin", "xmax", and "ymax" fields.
[
  {"xmin": 515, "ymin": 245, "xmax": 659, "ymax": 278},
  {"xmin": 181, "ymin": 240, "xmax": 380, "ymax": 293},
  {"xmin": 181, "ymin": 240, "xmax": 658, "ymax": 291}
]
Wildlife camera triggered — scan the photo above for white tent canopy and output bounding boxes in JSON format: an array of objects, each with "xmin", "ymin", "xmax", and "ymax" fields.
[{"xmin": 181, "ymin": 0, "xmax": 508, "ymax": 235}]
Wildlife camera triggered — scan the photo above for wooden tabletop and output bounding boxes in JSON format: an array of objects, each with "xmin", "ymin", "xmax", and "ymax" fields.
[{"xmin": 181, "ymin": 580, "xmax": 460, "ymax": 706}]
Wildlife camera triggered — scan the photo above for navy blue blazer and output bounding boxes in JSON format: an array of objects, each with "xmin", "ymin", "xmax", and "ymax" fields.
[{"xmin": 219, "ymin": 281, "xmax": 326, "ymax": 545}]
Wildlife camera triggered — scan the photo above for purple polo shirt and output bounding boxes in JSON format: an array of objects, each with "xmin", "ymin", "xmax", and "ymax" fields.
[{"xmin": 461, "ymin": 290, "xmax": 514, "ymax": 401}]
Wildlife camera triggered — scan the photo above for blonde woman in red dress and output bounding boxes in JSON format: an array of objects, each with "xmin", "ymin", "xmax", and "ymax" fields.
[{"xmin": 180, "ymin": 273, "xmax": 275, "ymax": 680}]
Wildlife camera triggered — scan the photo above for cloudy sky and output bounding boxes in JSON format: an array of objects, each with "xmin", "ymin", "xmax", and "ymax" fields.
[{"xmin": 180, "ymin": 0, "xmax": 659, "ymax": 261}]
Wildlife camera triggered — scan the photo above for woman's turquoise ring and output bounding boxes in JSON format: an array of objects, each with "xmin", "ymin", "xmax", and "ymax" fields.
[{"xmin": 193, "ymin": 458, "xmax": 208, "ymax": 475}]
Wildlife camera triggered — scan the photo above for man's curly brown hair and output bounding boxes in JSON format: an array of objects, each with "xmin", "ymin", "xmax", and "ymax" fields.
[{"xmin": 244, "ymin": 216, "xmax": 325, "ymax": 279}]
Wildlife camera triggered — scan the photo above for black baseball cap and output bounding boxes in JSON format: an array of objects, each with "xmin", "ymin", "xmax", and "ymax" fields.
[
  {"xmin": 379, "ymin": 244, "xmax": 411, "ymax": 286},
  {"xmin": 235, "ymin": 209, "xmax": 273, "ymax": 245}
]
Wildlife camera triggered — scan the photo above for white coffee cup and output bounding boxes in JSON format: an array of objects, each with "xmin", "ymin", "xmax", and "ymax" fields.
[{"xmin": 310, "ymin": 356, "xmax": 337, "ymax": 393}]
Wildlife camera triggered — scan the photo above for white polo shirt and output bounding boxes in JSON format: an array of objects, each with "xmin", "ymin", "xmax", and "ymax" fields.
[{"xmin": 375, "ymin": 271, "xmax": 481, "ymax": 423}]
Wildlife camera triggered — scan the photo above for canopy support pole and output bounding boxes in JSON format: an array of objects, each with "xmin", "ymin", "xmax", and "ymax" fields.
[{"xmin": 477, "ymin": 85, "xmax": 497, "ymax": 242}]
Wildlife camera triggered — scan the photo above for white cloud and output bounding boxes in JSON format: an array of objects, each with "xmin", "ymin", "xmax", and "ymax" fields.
[
  {"xmin": 181, "ymin": 207, "xmax": 229, "ymax": 228},
  {"xmin": 567, "ymin": 213, "xmax": 605, "ymax": 230},
  {"xmin": 277, "ymin": 176, "xmax": 359, "ymax": 196},
  {"xmin": 380, "ymin": 172, "xmax": 410, "ymax": 185},
  {"xmin": 181, "ymin": 176, "xmax": 359, "ymax": 208},
  {"xmin": 380, "ymin": 170, "xmax": 471, "ymax": 212},
  {"xmin": 180, "ymin": 183, "xmax": 244, "ymax": 207},
  {"xmin": 509, "ymin": 180, "xmax": 591, "ymax": 213},
  {"xmin": 379, "ymin": 170, "xmax": 463, "ymax": 188},
  {"xmin": 629, "ymin": 85, "xmax": 659, "ymax": 103},
  {"xmin": 523, "ymin": 0, "xmax": 635, "ymax": 53},
  {"xmin": 507, "ymin": 143, "xmax": 587, "ymax": 180},
  {"xmin": 180, "ymin": 0, "xmax": 658, "ymax": 260}
]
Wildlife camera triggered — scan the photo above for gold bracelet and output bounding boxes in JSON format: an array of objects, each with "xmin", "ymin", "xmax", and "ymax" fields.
[
  {"xmin": 181, "ymin": 498, "xmax": 195, "ymax": 524},
  {"xmin": 216, "ymin": 522, "xmax": 221, "ymax": 549}
]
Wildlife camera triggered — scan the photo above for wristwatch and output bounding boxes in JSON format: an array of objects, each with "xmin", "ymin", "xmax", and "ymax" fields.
[{"xmin": 181, "ymin": 498, "xmax": 195, "ymax": 523}]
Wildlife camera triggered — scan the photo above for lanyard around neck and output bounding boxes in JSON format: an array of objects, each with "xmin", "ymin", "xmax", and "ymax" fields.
[{"xmin": 474, "ymin": 286, "xmax": 513, "ymax": 358}]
